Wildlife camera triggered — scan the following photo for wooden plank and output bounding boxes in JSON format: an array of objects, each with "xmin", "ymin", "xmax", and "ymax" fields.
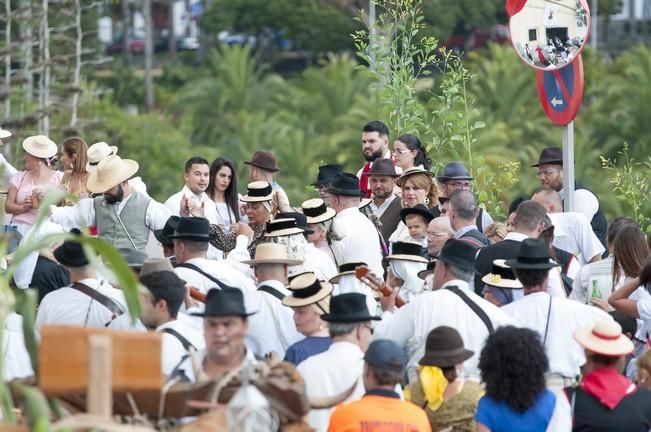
[{"xmin": 87, "ymin": 334, "xmax": 112, "ymax": 418}]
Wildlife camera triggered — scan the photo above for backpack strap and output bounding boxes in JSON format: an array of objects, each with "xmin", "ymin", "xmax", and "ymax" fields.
[
  {"xmin": 446, "ymin": 285, "xmax": 494, "ymax": 334},
  {"xmin": 175, "ymin": 262, "xmax": 231, "ymax": 290},
  {"xmin": 70, "ymin": 282, "xmax": 124, "ymax": 321},
  {"xmin": 161, "ymin": 327, "xmax": 196, "ymax": 351},
  {"xmin": 258, "ymin": 285, "xmax": 285, "ymax": 301}
]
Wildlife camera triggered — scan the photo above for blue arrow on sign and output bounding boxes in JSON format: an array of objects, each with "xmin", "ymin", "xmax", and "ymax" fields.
[{"xmin": 542, "ymin": 66, "xmax": 574, "ymax": 113}]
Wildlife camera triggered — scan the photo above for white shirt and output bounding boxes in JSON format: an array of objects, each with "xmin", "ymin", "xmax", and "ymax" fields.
[
  {"xmin": 549, "ymin": 212, "xmax": 605, "ymax": 265},
  {"xmin": 333, "ymin": 274, "xmax": 379, "ymax": 317},
  {"xmin": 35, "ymin": 278, "xmax": 127, "ymax": 328},
  {"xmin": 370, "ymin": 194, "xmax": 397, "ymax": 219},
  {"xmin": 502, "ymin": 291, "xmax": 611, "ymax": 377},
  {"xmin": 504, "ymin": 232, "xmax": 568, "ymax": 299},
  {"xmin": 172, "ymin": 347, "xmax": 256, "ymax": 384},
  {"xmin": 50, "ymin": 192, "xmax": 171, "ymax": 233},
  {"xmin": 303, "ymin": 243, "xmax": 338, "ymax": 282},
  {"xmin": 388, "ymin": 221, "xmax": 410, "ymax": 244},
  {"xmin": 374, "ymin": 279, "xmax": 517, "ymax": 377},
  {"xmin": 331, "ymin": 207, "xmax": 384, "ymax": 277},
  {"xmin": 636, "ymin": 289, "xmax": 651, "ymax": 339},
  {"xmin": 174, "ymin": 257, "xmax": 256, "ymax": 295},
  {"xmin": 570, "ymin": 256, "xmax": 619, "ymax": 304},
  {"xmin": 164, "ymin": 185, "xmax": 220, "ymax": 225},
  {"xmin": 157, "ymin": 319, "xmax": 206, "ymax": 377},
  {"xmin": 3, "ymin": 313, "xmax": 34, "ymax": 380},
  {"xmin": 297, "ymin": 341, "xmax": 366, "ymax": 432},
  {"xmin": 245, "ymin": 280, "xmax": 302, "ymax": 358},
  {"xmin": 0, "ymin": 153, "xmax": 17, "ymax": 190},
  {"xmin": 560, "ymin": 187, "xmax": 599, "ymax": 223}
]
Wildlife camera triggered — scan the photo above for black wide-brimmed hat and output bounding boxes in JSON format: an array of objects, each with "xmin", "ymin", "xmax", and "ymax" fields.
[
  {"xmin": 53, "ymin": 229, "xmax": 90, "ymax": 267},
  {"xmin": 329, "ymin": 261, "xmax": 367, "ymax": 284},
  {"xmin": 505, "ymin": 238, "xmax": 559, "ymax": 270},
  {"xmin": 192, "ymin": 287, "xmax": 256, "ymax": 317},
  {"xmin": 368, "ymin": 158, "xmax": 399, "ymax": 177},
  {"xmin": 419, "ymin": 326, "xmax": 474, "ymax": 367},
  {"xmin": 417, "ymin": 260, "xmax": 436, "ymax": 279},
  {"xmin": 531, "ymin": 147, "xmax": 563, "ymax": 167},
  {"xmin": 386, "ymin": 241, "xmax": 429, "ymax": 263},
  {"xmin": 321, "ymin": 293, "xmax": 381, "ymax": 323},
  {"xmin": 400, "ymin": 204, "xmax": 434, "ymax": 224},
  {"xmin": 312, "ymin": 164, "xmax": 343, "ymax": 186},
  {"xmin": 168, "ymin": 217, "xmax": 213, "ymax": 242},
  {"xmin": 436, "ymin": 161, "xmax": 474, "ymax": 182},
  {"xmin": 276, "ymin": 212, "xmax": 312, "ymax": 234},
  {"xmin": 324, "ymin": 172, "xmax": 364, "ymax": 197},
  {"xmin": 437, "ymin": 238, "xmax": 477, "ymax": 273},
  {"xmin": 244, "ymin": 150, "xmax": 279, "ymax": 172},
  {"xmin": 154, "ymin": 215, "xmax": 180, "ymax": 247}
]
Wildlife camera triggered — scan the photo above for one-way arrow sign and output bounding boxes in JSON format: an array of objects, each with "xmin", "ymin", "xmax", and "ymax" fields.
[
  {"xmin": 551, "ymin": 97, "xmax": 563, "ymax": 107},
  {"xmin": 537, "ymin": 55, "xmax": 584, "ymax": 126}
]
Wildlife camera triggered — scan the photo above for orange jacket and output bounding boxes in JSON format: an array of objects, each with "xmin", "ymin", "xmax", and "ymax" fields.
[{"xmin": 328, "ymin": 389, "xmax": 432, "ymax": 432}]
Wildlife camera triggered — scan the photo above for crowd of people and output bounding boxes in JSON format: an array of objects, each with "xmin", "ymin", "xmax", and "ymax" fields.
[{"xmin": 1, "ymin": 121, "xmax": 651, "ymax": 431}]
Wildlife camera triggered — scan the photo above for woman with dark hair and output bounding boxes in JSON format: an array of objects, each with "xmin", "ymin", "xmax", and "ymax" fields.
[
  {"xmin": 476, "ymin": 326, "xmax": 570, "ymax": 431},
  {"xmin": 206, "ymin": 156, "xmax": 241, "ymax": 226},
  {"xmin": 611, "ymin": 224, "xmax": 649, "ymax": 290},
  {"xmin": 59, "ymin": 136, "xmax": 89, "ymax": 204},
  {"xmin": 393, "ymin": 133, "xmax": 431, "ymax": 171},
  {"xmin": 609, "ymin": 257, "xmax": 651, "ymax": 334}
]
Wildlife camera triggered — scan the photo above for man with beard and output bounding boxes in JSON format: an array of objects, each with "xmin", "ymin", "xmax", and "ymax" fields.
[
  {"xmin": 368, "ymin": 159, "xmax": 401, "ymax": 244},
  {"xmin": 51, "ymin": 155, "xmax": 170, "ymax": 251},
  {"xmin": 357, "ymin": 121, "xmax": 398, "ymax": 198},
  {"xmin": 532, "ymin": 147, "xmax": 607, "ymax": 249}
]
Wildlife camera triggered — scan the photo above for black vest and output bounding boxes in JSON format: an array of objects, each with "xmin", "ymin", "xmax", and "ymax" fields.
[{"xmin": 570, "ymin": 181, "xmax": 608, "ymax": 250}]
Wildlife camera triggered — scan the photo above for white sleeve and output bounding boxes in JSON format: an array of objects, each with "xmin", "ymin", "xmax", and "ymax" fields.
[
  {"xmin": 576, "ymin": 214, "xmax": 605, "ymax": 261},
  {"xmin": 50, "ymin": 198, "xmax": 95, "ymax": 230},
  {"xmin": 573, "ymin": 189, "xmax": 599, "ymax": 222},
  {"xmin": 547, "ymin": 270, "xmax": 567, "ymax": 298},
  {"xmin": 225, "ymin": 235, "xmax": 254, "ymax": 274},
  {"xmin": 570, "ymin": 266, "xmax": 589, "ymax": 303},
  {"xmin": 637, "ymin": 290, "xmax": 651, "ymax": 321},
  {"xmin": 565, "ymin": 255, "xmax": 581, "ymax": 280},
  {"xmin": 164, "ymin": 193, "xmax": 181, "ymax": 216},
  {"xmin": 145, "ymin": 200, "xmax": 172, "ymax": 231},
  {"xmin": 546, "ymin": 391, "xmax": 572, "ymax": 432},
  {"xmin": 373, "ymin": 306, "xmax": 415, "ymax": 346},
  {"xmin": 481, "ymin": 208, "xmax": 494, "ymax": 230}
]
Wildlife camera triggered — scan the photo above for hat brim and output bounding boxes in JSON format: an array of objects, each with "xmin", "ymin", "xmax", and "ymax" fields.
[
  {"xmin": 324, "ymin": 186, "xmax": 364, "ymax": 197},
  {"xmin": 503, "ymin": 259, "xmax": 558, "ymax": 270},
  {"xmin": 418, "ymin": 348, "xmax": 474, "ymax": 368},
  {"xmin": 396, "ymin": 170, "xmax": 433, "ymax": 187},
  {"xmin": 86, "ymin": 159, "xmax": 139, "ymax": 194},
  {"xmin": 386, "ymin": 254, "xmax": 429, "ymax": 264},
  {"xmin": 481, "ymin": 273, "xmax": 523, "ymax": 289},
  {"xmin": 264, "ymin": 227, "xmax": 305, "ymax": 237},
  {"xmin": 417, "ymin": 266, "xmax": 435, "ymax": 280},
  {"xmin": 306, "ymin": 208, "xmax": 336, "ymax": 224},
  {"xmin": 242, "ymin": 257, "xmax": 303, "ymax": 266},
  {"xmin": 531, "ymin": 160, "xmax": 562, "ymax": 168},
  {"xmin": 329, "ymin": 270, "xmax": 357, "ymax": 284},
  {"xmin": 191, "ymin": 310, "xmax": 257, "ymax": 318},
  {"xmin": 154, "ymin": 229, "xmax": 173, "ymax": 247},
  {"xmin": 23, "ymin": 139, "xmax": 58, "ymax": 159},
  {"xmin": 574, "ymin": 327, "xmax": 634, "ymax": 357},
  {"xmin": 53, "ymin": 246, "xmax": 89, "ymax": 268},
  {"xmin": 435, "ymin": 176, "xmax": 474, "ymax": 183},
  {"xmin": 282, "ymin": 283, "xmax": 333, "ymax": 308},
  {"xmin": 321, "ymin": 312, "xmax": 381, "ymax": 323},
  {"xmin": 400, "ymin": 208, "xmax": 434, "ymax": 224},
  {"xmin": 0, "ymin": 129, "xmax": 12, "ymax": 139},
  {"xmin": 168, "ymin": 233, "xmax": 214, "ymax": 242},
  {"xmin": 241, "ymin": 194, "xmax": 273, "ymax": 203},
  {"xmin": 244, "ymin": 161, "xmax": 279, "ymax": 173},
  {"xmin": 359, "ymin": 198, "xmax": 372, "ymax": 209}
]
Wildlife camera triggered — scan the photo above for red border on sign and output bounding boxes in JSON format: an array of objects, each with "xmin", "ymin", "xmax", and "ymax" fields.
[{"xmin": 536, "ymin": 54, "xmax": 584, "ymax": 126}]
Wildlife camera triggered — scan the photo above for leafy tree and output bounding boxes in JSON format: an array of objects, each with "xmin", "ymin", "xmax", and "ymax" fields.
[{"xmin": 421, "ymin": 0, "xmax": 506, "ymax": 42}]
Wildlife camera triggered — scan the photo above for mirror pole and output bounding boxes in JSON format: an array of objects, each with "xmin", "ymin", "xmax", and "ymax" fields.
[
  {"xmin": 563, "ymin": 122, "xmax": 575, "ymax": 212},
  {"xmin": 591, "ymin": 0, "xmax": 598, "ymax": 51}
]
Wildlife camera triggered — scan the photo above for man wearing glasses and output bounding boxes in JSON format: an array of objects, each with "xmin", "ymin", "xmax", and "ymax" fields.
[
  {"xmin": 532, "ymin": 147, "xmax": 607, "ymax": 249},
  {"xmin": 430, "ymin": 161, "xmax": 494, "ymax": 232}
]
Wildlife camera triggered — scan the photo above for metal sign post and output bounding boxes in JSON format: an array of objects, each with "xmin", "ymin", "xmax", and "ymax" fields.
[{"xmin": 562, "ymin": 122, "xmax": 575, "ymax": 212}]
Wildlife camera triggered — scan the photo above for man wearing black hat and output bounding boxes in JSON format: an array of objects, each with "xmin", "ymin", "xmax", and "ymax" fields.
[
  {"xmin": 298, "ymin": 292, "xmax": 380, "ymax": 431},
  {"xmin": 328, "ymin": 339, "xmax": 431, "ymax": 432},
  {"xmin": 532, "ymin": 146, "xmax": 607, "ymax": 248},
  {"xmin": 172, "ymin": 217, "xmax": 256, "ymax": 295},
  {"xmin": 327, "ymin": 173, "xmax": 384, "ymax": 277},
  {"xmin": 312, "ymin": 164, "xmax": 343, "ymax": 206},
  {"xmin": 374, "ymin": 238, "xmax": 515, "ymax": 377},
  {"xmin": 36, "ymin": 229, "xmax": 127, "ymax": 328},
  {"xmin": 154, "ymin": 215, "xmax": 180, "ymax": 262},
  {"xmin": 245, "ymin": 149, "xmax": 292, "ymax": 213},
  {"xmin": 502, "ymin": 238, "xmax": 610, "ymax": 389},
  {"xmin": 431, "ymin": 161, "xmax": 493, "ymax": 232},
  {"xmin": 358, "ymin": 121, "xmax": 397, "ymax": 199},
  {"xmin": 170, "ymin": 287, "xmax": 256, "ymax": 382},
  {"xmin": 368, "ymin": 158, "xmax": 402, "ymax": 244}
]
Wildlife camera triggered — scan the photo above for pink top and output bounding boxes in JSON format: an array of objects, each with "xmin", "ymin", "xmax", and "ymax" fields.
[{"xmin": 9, "ymin": 170, "xmax": 64, "ymax": 225}]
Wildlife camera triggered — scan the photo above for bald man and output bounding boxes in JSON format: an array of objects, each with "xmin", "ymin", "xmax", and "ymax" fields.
[{"xmin": 427, "ymin": 216, "xmax": 454, "ymax": 258}]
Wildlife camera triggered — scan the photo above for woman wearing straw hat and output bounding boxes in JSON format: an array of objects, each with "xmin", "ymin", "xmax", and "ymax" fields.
[
  {"xmin": 563, "ymin": 320, "xmax": 651, "ymax": 431},
  {"xmin": 282, "ymin": 272, "xmax": 333, "ymax": 366},
  {"xmin": 302, "ymin": 198, "xmax": 337, "ymax": 263},
  {"xmin": 4, "ymin": 135, "xmax": 63, "ymax": 245},
  {"xmin": 385, "ymin": 241, "xmax": 428, "ymax": 303},
  {"xmin": 209, "ymin": 181, "xmax": 273, "ymax": 257}
]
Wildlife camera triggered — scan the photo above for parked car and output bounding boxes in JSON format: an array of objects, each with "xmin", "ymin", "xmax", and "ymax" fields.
[{"xmin": 105, "ymin": 33, "xmax": 145, "ymax": 55}]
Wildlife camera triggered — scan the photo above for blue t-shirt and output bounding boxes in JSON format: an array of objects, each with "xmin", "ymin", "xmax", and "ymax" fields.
[
  {"xmin": 476, "ymin": 390, "xmax": 556, "ymax": 432},
  {"xmin": 283, "ymin": 336, "xmax": 331, "ymax": 366}
]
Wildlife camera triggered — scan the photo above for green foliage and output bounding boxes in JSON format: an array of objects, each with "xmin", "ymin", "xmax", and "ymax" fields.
[
  {"xmin": 422, "ymin": 0, "xmax": 505, "ymax": 41},
  {"xmin": 600, "ymin": 143, "xmax": 651, "ymax": 232}
]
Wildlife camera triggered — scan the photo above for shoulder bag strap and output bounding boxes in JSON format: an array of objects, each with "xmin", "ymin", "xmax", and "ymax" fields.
[
  {"xmin": 175, "ymin": 262, "xmax": 230, "ymax": 290},
  {"xmin": 446, "ymin": 285, "xmax": 494, "ymax": 334},
  {"xmin": 70, "ymin": 282, "xmax": 124, "ymax": 320},
  {"xmin": 161, "ymin": 327, "xmax": 196, "ymax": 351},
  {"xmin": 542, "ymin": 295, "xmax": 553, "ymax": 347},
  {"xmin": 258, "ymin": 285, "xmax": 285, "ymax": 301}
]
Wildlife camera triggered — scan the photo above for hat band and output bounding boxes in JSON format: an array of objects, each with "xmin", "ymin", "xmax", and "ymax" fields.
[
  {"xmin": 303, "ymin": 203, "xmax": 327, "ymax": 218},
  {"xmin": 338, "ymin": 262, "xmax": 363, "ymax": 273},
  {"xmin": 493, "ymin": 265, "xmax": 516, "ymax": 280},
  {"xmin": 423, "ymin": 346, "xmax": 467, "ymax": 358},
  {"xmin": 392, "ymin": 242, "xmax": 423, "ymax": 256},
  {"xmin": 173, "ymin": 231, "xmax": 209, "ymax": 238},
  {"xmin": 292, "ymin": 280, "xmax": 323, "ymax": 299},
  {"xmin": 592, "ymin": 329, "xmax": 621, "ymax": 341},
  {"xmin": 267, "ymin": 219, "xmax": 298, "ymax": 233},
  {"xmin": 248, "ymin": 185, "xmax": 273, "ymax": 197},
  {"xmin": 517, "ymin": 256, "xmax": 551, "ymax": 264}
]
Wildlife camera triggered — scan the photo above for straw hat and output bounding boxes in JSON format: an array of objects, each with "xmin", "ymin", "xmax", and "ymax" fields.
[
  {"xmin": 329, "ymin": 261, "xmax": 367, "ymax": 284},
  {"xmin": 0, "ymin": 127, "xmax": 12, "ymax": 140},
  {"xmin": 386, "ymin": 241, "xmax": 429, "ymax": 263},
  {"xmin": 282, "ymin": 272, "xmax": 333, "ymax": 308},
  {"xmin": 396, "ymin": 166, "xmax": 433, "ymax": 188},
  {"xmin": 86, "ymin": 141, "xmax": 118, "ymax": 171},
  {"xmin": 241, "ymin": 181, "xmax": 273, "ymax": 202},
  {"xmin": 22, "ymin": 135, "xmax": 58, "ymax": 159},
  {"xmin": 242, "ymin": 243, "xmax": 303, "ymax": 266},
  {"xmin": 86, "ymin": 155, "xmax": 139, "ymax": 194},
  {"xmin": 481, "ymin": 259, "xmax": 523, "ymax": 289},
  {"xmin": 264, "ymin": 218, "xmax": 305, "ymax": 237},
  {"xmin": 574, "ymin": 320, "xmax": 634, "ymax": 357},
  {"xmin": 301, "ymin": 198, "xmax": 336, "ymax": 224}
]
